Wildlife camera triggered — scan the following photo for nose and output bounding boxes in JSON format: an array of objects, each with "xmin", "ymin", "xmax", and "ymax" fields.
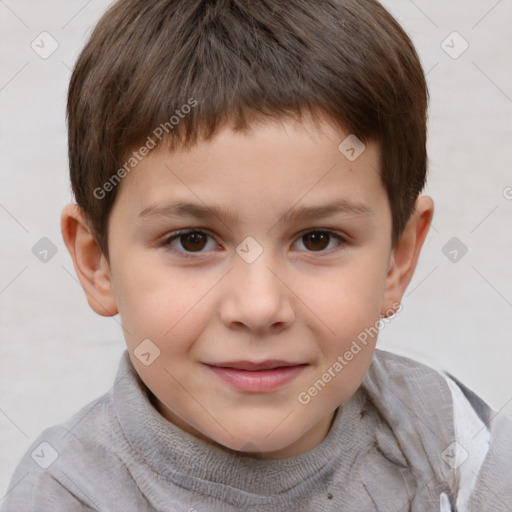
[{"xmin": 219, "ymin": 250, "xmax": 295, "ymax": 335}]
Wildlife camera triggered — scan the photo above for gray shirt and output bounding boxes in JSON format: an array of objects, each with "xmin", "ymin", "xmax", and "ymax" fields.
[{"xmin": 2, "ymin": 349, "xmax": 511, "ymax": 511}]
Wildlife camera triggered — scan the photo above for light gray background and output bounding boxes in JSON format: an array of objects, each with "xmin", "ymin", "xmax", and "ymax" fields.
[{"xmin": 1, "ymin": 0, "xmax": 511, "ymax": 500}]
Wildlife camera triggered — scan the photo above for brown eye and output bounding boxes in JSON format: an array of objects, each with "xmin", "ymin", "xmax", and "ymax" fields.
[
  {"xmin": 302, "ymin": 231, "xmax": 330, "ymax": 251},
  {"xmin": 165, "ymin": 230, "xmax": 215, "ymax": 254},
  {"xmin": 294, "ymin": 230, "xmax": 344, "ymax": 253},
  {"xmin": 179, "ymin": 232, "xmax": 208, "ymax": 252}
]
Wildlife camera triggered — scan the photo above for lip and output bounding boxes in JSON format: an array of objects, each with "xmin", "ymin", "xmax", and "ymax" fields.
[
  {"xmin": 207, "ymin": 360, "xmax": 304, "ymax": 371},
  {"xmin": 204, "ymin": 361, "xmax": 308, "ymax": 392}
]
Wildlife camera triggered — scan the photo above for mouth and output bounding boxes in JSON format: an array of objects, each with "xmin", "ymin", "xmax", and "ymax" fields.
[
  {"xmin": 206, "ymin": 360, "xmax": 305, "ymax": 371},
  {"xmin": 203, "ymin": 360, "xmax": 308, "ymax": 392}
]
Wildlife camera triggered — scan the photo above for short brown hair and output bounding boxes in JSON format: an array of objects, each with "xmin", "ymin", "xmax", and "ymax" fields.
[{"xmin": 67, "ymin": 0, "xmax": 428, "ymax": 257}]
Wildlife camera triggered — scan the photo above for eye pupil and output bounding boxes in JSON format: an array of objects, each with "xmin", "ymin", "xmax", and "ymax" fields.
[
  {"xmin": 303, "ymin": 231, "xmax": 330, "ymax": 251},
  {"xmin": 181, "ymin": 232, "xmax": 207, "ymax": 251}
]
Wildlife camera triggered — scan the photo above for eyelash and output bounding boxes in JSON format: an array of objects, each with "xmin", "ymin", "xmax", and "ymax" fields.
[{"xmin": 162, "ymin": 228, "xmax": 348, "ymax": 260}]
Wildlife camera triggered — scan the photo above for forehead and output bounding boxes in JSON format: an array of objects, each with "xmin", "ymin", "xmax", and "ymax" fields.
[{"xmin": 113, "ymin": 116, "xmax": 386, "ymax": 226}]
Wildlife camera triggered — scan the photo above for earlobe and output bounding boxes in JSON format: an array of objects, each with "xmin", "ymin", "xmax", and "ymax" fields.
[
  {"xmin": 381, "ymin": 196, "xmax": 434, "ymax": 315},
  {"xmin": 61, "ymin": 204, "xmax": 118, "ymax": 317}
]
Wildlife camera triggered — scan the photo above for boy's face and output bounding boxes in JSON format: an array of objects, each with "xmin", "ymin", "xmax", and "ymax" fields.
[{"xmin": 64, "ymin": 115, "xmax": 432, "ymax": 458}]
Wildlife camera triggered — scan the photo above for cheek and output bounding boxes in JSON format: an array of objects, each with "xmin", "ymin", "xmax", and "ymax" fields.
[
  {"xmin": 301, "ymin": 256, "xmax": 386, "ymax": 373},
  {"xmin": 111, "ymin": 252, "xmax": 210, "ymax": 348},
  {"xmin": 303, "ymin": 257, "xmax": 386, "ymax": 327}
]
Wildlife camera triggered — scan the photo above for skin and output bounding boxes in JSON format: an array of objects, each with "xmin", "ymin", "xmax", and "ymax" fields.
[{"xmin": 61, "ymin": 114, "xmax": 433, "ymax": 459}]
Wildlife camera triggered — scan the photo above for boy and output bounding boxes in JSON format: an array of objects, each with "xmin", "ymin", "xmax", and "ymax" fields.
[{"xmin": 2, "ymin": 0, "xmax": 511, "ymax": 510}]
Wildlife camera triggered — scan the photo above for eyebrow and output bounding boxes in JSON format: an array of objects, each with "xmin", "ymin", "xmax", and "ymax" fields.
[{"xmin": 138, "ymin": 198, "xmax": 373, "ymax": 226}]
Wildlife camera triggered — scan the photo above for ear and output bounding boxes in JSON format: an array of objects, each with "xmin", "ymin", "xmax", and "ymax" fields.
[
  {"xmin": 381, "ymin": 196, "xmax": 434, "ymax": 316},
  {"xmin": 61, "ymin": 204, "xmax": 118, "ymax": 317}
]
